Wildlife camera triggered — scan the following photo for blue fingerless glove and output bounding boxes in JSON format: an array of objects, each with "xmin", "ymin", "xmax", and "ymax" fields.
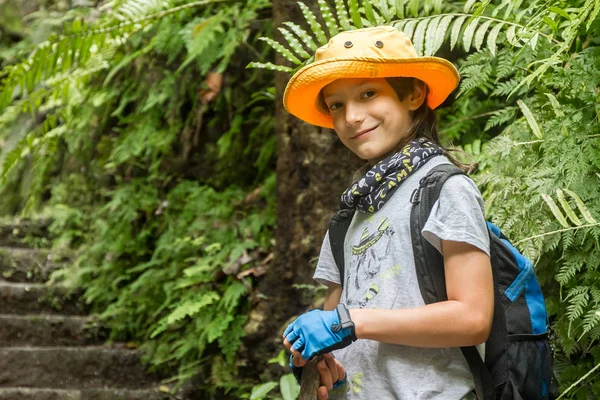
[{"xmin": 284, "ymin": 304, "xmax": 357, "ymax": 361}]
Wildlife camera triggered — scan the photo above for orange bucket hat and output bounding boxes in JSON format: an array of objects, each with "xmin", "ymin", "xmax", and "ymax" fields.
[{"xmin": 283, "ymin": 26, "xmax": 460, "ymax": 129}]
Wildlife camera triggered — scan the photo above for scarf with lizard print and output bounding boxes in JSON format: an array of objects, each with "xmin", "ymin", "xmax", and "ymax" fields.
[{"xmin": 340, "ymin": 137, "xmax": 444, "ymax": 213}]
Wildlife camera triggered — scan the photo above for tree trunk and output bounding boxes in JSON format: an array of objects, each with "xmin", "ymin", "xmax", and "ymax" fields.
[{"xmin": 244, "ymin": 0, "xmax": 353, "ymax": 381}]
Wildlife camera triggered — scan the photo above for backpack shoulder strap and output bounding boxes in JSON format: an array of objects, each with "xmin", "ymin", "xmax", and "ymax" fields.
[
  {"xmin": 409, "ymin": 163, "xmax": 465, "ymax": 304},
  {"xmin": 409, "ymin": 163, "xmax": 494, "ymax": 400},
  {"xmin": 328, "ymin": 209, "xmax": 355, "ymax": 287}
]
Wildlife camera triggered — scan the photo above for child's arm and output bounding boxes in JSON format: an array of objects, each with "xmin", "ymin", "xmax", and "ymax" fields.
[{"xmin": 349, "ymin": 239, "xmax": 493, "ymax": 347}]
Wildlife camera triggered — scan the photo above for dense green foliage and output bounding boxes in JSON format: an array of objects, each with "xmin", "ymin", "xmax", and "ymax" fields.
[
  {"xmin": 0, "ymin": 0, "xmax": 276, "ymax": 396},
  {"xmin": 1, "ymin": 0, "xmax": 599, "ymax": 398}
]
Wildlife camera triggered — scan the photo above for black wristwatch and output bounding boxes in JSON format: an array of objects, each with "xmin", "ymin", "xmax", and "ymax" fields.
[{"xmin": 332, "ymin": 303, "xmax": 358, "ymax": 341}]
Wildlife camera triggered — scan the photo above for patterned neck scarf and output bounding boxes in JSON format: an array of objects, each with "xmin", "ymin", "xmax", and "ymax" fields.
[{"xmin": 340, "ymin": 138, "xmax": 444, "ymax": 213}]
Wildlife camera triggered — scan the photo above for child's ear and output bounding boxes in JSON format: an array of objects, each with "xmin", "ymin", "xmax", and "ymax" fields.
[{"xmin": 408, "ymin": 80, "xmax": 427, "ymax": 111}]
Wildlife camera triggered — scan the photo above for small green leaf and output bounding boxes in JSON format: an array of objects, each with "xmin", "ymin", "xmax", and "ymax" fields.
[
  {"xmin": 563, "ymin": 189, "xmax": 598, "ymax": 224},
  {"xmin": 349, "ymin": 0, "xmax": 363, "ymax": 28},
  {"xmin": 250, "ymin": 382, "xmax": 279, "ymax": 400},
  {"xmin": 395, "ymin": 0, "xmax": 405, "ymax": 18},
  {"xmin": 517, "ymin": 99, "xmax": 543, "ymax": 139},
  {"xmin": 424, "ymin": 15, "xmax": 442, "ymax": 56},
  {"xmin": 557, "ymin": 189, "xmax": 582, "ymax": 226},
  {"xmin": 318, "ymin": 0, "xmax": 339, "ymax": 37},
  {"xmin": 426, "ymin": 14, "xmax": 453, "ymax": 56},
  {"xmin": 462, "ymin": 17, "xmax": 481, "ymax": 52},
  {"xmin": 298, "ymin": 2, "xmax": 327, "ymax": 45},
  {"xmin": 450, "ymin": 15, "xmax": 468, "ymax": 50},
  {"xmin": 545, "ymin": 93, "xmax": 564, "ymax": 117},
  {"xmin": 464, "ymin": 0, "xmax": 478, "ymax": 13},
  {"xmin": 474, "ymin": 19, "xmax": 493, "ymax": 51},
  {"xmin": 413, "ymin": 19, "xmax": 430, "ymax": 56},
  {"xmin": 486, "ymin": 22, "xmax": 504, "ymax": 56},
  {"xmin": 246, "ymin": 62, "xmax": 293, "ymax": 73},
  {"xmin": 402, "ymin": 19, "xmax": 418, "ymax": 39},
  {"xmin": 541, "ymin": 193, "xmax": 570, "ymax": 228},
  {"xmin": 283, "ymin": 22, "xmax": 318, "ymax": 51},
  {"xmin": 374, "ymin": 0, "xmax": 391, "ymax": 22},
  {"xmin": 259, "ymin": 37, "xmax": 301, "ymax": 65},
  {"xmin": 278, "ymin": 27, "xmax": 311, "ymax": 59},
  {"xmin": 280, "ymin": 373, "xmax": 301, "ymax": 400},
  {"xmin": 548, "ymin": 6, "xmax": 572, "ymax": 20},
  {"xmin": 335, "ymin": 0, "xmax": 352, "ymax": 31},
  {"xmin": 409, "ymin": 0, "xmax": 419, "ymax": 17},
  {"xmin": 505, "ymin": 24, "xmax": 521, "ymax": 47},
  {"xmin": 363, "ymin": 0, "xmax": 377, "ymax": 24}
]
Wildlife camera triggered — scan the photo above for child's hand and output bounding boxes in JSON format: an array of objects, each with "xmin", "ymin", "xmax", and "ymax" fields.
[
  {"xmin": 316, "ymin": 353, "xmax": 346, "ymax": 400},
  {"xmin": 283, "ymin": 304, "xmax": 357, "ymax": 360}
]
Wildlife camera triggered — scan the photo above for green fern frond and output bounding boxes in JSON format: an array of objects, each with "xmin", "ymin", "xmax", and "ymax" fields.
[
  {"xmin": 318, "ymin": 0, "xmax": 339, "ymax": 37},
  {"xmin": 298, "ymin": 2, "xmax": 328, "ymax": 45},
  {"xmin": 259, "ymin": 37, "xmax": 301, "ymax": 65},
  {"xmin": 246, "ymin": 62, "xmax": 293, "ymax": 73},
  {"xmin": 348, "ymin": 0, "xmax": 364, "ymax": 28},
  {"xmin": 335, "ymin": 0, "xmax": 352, "ymax": 31},
  {"xmin": 278, "ymin": 27, "xmax": 311, "ymax": 59},
  {"xmin": 282, "ymin": 22, "xmax": 318, "ymax": 51}
]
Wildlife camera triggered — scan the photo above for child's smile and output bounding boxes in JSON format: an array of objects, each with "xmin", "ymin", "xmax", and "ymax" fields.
[{"xmin": 322, "ymin": 78, "xmax": 425, "ymax": 164}]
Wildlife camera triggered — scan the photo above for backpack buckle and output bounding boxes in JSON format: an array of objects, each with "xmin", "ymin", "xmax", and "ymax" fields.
[{"xmin": 410, "ymin": 188, "xmax": 422, "ymax": 204}]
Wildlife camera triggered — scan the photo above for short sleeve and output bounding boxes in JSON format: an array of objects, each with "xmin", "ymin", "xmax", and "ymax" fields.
[
  {"xmin": 422, "ymin": 174, "xmax": 490, "ymax": 257},
  {"xmin": 313, "ymin": 230, "xmax": 342, "ymax": 286}
]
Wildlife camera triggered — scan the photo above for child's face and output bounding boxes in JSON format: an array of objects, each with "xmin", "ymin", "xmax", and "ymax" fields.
[{"xmin": 322, "ymin": 78, "xmax": 424, "ymax": 164}]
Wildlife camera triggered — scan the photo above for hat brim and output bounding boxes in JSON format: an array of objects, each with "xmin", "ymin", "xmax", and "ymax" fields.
[{"xmin": 283, "ymin": 57, "xmax": 460, "ymax": 129}]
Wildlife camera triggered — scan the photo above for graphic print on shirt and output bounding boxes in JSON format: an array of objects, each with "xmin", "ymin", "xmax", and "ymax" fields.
[{"xmin": 346, "ymin": 217, "xmax": 395, "ymax": 308}]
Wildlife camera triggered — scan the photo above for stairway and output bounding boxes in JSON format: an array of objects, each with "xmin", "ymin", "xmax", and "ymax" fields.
[{"xmin": 0, "ymin": 218, "xmax": 187, "ymax": 400}]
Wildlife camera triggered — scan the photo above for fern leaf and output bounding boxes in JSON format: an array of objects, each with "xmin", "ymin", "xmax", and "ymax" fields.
[
  {"xmin": 474, "ymin": 19, "xmax": 494, "ymax": 51},
  {"xmin": 298, "ymin": 2, "xmax": 328, "ymax": 45},
  {"xmin": 563, "ymin": 189, "xmax": 598, "ymax": 224},
  {"xmin": 259, "ymin": 37, "xmax": 301, "ymax": 65},
  {"xmin": 151, "ymin": 291, "xmax": 220, "ymax": 338},
  {"xmin": 517, "ymin": 100, "xmax": 543, "ymax": 139},
  {"xmin": 408, "ymin": 0, "xmax": 419, "ymax": 17},
  {"xmin": 424, "ymin": 16, "xmax": 441, "ymax": 56},
  {"xmin": 348, "ymin": 0, "xmax": 363, "ymax": 28},
  {"xmin": 362, "ymin": 0, "xmax": 378, "ymax": 25},
  {"xmin": 426, "ymin": 14, "xmax": 453, "ymax": 56},
  {"xmin": 464, "ymin": 0, "xmax": 478, "ymax": 13},
  {"xmin": 278, "ymin": 27, "xmax": 311, "ymax": 59},
  {"xmin": 557, "ymin": 189, "xmax": 583, "ymax": 226},
  {"xmin": 545, "ymin": 93, "xmax": 564, "ymax": 117},
  {"xmin": 395, "ymin": 0, "xmax": 405, "ymax": 18},
  {"xmin": 246, "ymin": 62, "xmax": 293, "ymax": 73},
  {"xmin": 373, "ymin": 0, "xmax": 391, "ymax": 22},
  {"xmin": 462, "ymin": 17, "xmax": 481, "ymax": 52},
  {"xmin": 487, "ymin": 22, "xmax": 504, "ymax": 56},
  {"xmin": 335, "ymin": 0, "xmax": 352, "ymax": 31},
  {"xmin": 402, "ymin": 19, "xmax": 418, "ymax": 39},
  {"xmin": 450, "ymin": 15, "xmax": 468, "ymax": 50},
  {"xmin": 283, "ymin": 22, "xmax": 318, "ymax": 51},
  {"xmin": 541, "ymin": 193, "xmax": 570, "ymax": 228},
  {"xmin": 318, "ymin": 0, "xmax": 339, "ymax": 37},
  {"xmin": 505, "ymin": 24, "xmax": 522, "ymax": 47},
  {"xmin": 412, "ymin": 19, "xmax": 430, "ymax": 56}
]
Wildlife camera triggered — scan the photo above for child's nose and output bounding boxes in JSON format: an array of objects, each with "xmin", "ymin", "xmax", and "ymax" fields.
[{"xmin": 344, "ymin": 103, "xmax": 365, "ymax": 126}]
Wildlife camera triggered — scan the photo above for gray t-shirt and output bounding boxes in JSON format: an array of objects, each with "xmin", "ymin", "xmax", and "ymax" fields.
[{"xmin": 313, "ymin": 155, "xmax": 490, "ymax": 399}]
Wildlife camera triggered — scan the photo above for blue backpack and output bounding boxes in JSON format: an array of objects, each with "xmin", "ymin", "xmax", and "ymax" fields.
[{"xmin": 328, "ymin": 163, "xmax": 556, "ymax": 400}]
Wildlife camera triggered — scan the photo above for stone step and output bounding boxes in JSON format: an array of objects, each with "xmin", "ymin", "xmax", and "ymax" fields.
[
  {"xmin": 0, "ymin": 314, "xmax": 104, "ymax": 347},
  {"xmin": 0, "ymin": 247, "xmax": 60, "ymax": 283},
  {"xmin": 0, "ymin": 217, "xmax": 52, "ymax": 249},
  {"xmin": 0, "ymin": 281, "xmax": 86, "ymax": 315},
  {"xmin": 0, "ymin": 346, "xmax": 159, "ymax": 390},
  {"xmin": 0, "ymin": 387, "xmax": 175, "ymax": 400}
]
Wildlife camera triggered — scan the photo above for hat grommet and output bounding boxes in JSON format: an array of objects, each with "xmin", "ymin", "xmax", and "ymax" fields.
[
  {"xmin": 375, "ymin": 40, "xmax": 384, "ymax": 48},
  {"xmin": 344, "ymin": 41, "xmax": 353, "ymax": 48}
]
